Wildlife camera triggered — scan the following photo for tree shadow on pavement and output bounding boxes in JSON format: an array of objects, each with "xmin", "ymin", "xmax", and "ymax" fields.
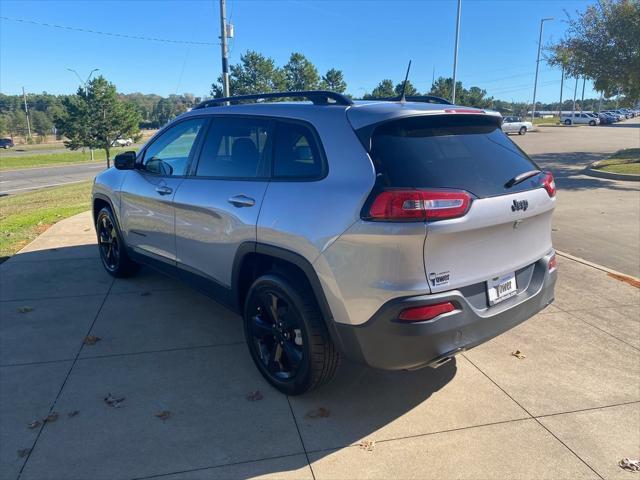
[{"xmin": 529, "ymin": 152, "xmax": 639, "ymax": 192}]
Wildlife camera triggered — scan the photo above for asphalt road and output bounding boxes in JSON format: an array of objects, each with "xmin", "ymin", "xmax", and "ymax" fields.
[{"xmin": 0, "ymin": 162, "xmax": 106, "ymax": 195}]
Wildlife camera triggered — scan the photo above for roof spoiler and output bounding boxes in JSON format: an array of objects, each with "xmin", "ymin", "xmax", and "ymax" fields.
[{"xmin": 193, "ymin": 90, "xmax": 353, "ymax": 109}]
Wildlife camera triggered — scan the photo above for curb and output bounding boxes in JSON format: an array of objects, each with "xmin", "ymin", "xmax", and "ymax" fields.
[
  {"xmin": 556, "ymin": 250, "xmax": 640, "ymax": 287},
  {"xmin": 583, "ymin": 165, "xmax": 640, "ymax": 181}
]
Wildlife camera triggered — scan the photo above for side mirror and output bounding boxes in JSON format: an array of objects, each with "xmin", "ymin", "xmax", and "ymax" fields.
[{"xmin": 114, "ymin": 151, "xmax": 136, "ymax": 170}]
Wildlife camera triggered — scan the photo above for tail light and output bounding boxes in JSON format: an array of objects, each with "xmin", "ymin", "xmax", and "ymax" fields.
[
  {"xmin": 542, "ymin": 171, "xmax": 556, "ymax": 197},
  {"xmin": 548, "ymin": 253, "xmax": 557, "ymax": 273},
  {"xmin": 398, "ymin": 302, "xmax": 456, "ymax": 322},
  {"xmin": 366, "ymin": 189, "xmax": 472, "ymax": 221}
]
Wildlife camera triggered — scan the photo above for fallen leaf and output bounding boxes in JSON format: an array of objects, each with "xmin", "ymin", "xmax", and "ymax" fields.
[
  {"xmin": 83, "ymin": 335, "xmax": 101, "ymax": 346},
  {"xmin": 17, "ymin": 448, "xmax": 31, "ymax": 458},
  {"xmin": 17, "ymin": 306, "xmax": 33, "ymax": 314},
  {"xmin": 619, "ymin": 458, "xmax": 640, "ymax": 472},
  {"xmin": 358, "ymin": 440, "xmax": 376, "ymax": 451},
  {"xmin": 305, "ymin": 407, "xmax": 330, "ymax": 419},
  {"xmin": 511, "ymin": 350, "xmax": 526, "ymax": 360},
  {"xmin": 67, "ymin": 410, "xmax": 79, "ymax": 418},
  {"xmin": 155, "ymin": 410, "xmax": 171, "ymax": 421},
  {"xmin": 104, "ymin": 393, "xmax": 125, "ymax": 408},
  {"xmin": 27, "ymin": 420, "xmax": 41, "ymax": 429},
  {"xmin": 44, "ymin": 412, "xmax": 59, "ymax": 423},
  {"xmin": 246, "ymin": 390, "xmax": 263, "ymax": 401},
  {"xmin": 140, "ymin": 291, "xmax": 151, "ymax": 297}
]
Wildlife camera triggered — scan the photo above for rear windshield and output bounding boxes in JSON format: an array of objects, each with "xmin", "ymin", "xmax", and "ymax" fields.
[{"xmin": 362, "ymin": 115, "xmax": 541, "ymax": 198}]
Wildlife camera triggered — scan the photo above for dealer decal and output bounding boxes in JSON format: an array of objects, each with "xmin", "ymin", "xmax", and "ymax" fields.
[{"xmin": 429, "ymin": 271, "xmax": 450, "ymax": 287}]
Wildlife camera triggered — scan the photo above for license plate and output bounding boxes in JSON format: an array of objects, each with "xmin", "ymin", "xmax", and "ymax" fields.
[{"xmin": 487, "ymin": 272, "xmax": 517, "ymax": 306}]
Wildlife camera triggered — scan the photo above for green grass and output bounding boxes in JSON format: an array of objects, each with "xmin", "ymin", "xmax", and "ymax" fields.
[
  {"xmin": 0, "ymin": 181, "xmax": 92, "ymax": 260},
  {"xmin": 595, "ymin": 148, "xmax": 640, "ymax": 175},
  {"xmin": 532, "ymin": 117, "xmax": 559, "ymax": 125},
  {"xmin": 0, "ymin": 147, "xmax": 134, "ymax": 170}
]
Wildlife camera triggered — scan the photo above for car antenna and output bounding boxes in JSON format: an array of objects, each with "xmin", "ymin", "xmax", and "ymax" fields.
[{"xmin": 399, "ymin": 60, "xmax": 412, "ymax": 102}]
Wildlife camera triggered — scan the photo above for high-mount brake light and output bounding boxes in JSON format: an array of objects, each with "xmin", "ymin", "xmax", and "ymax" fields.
[
  {"xmin": 367, "ymin": 190, "xmax": 472, "ymax": 221},
  {"xmin": 542, "ymin": 171, "xmax": 556, "ymax": 197}
]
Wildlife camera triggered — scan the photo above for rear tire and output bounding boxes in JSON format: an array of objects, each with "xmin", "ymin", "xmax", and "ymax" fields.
[
  {"xmin": 244, "ymin": 273, "xmax": 339, "ymax": 395},
  {"xmin": 518, "ymin": 126, "xmax": 527, "ymax": 135},
  {"xmin": 564, "ymin": 119, "xmax": 571, "ymax": 125},
  {"xmin": 96, "ymin": 207, "xmax": 139, "ymax": 278}
]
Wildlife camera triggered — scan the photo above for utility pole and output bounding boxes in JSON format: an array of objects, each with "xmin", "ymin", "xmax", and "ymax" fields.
[
  {"xmin": 432, "ymin": 66, "xmax": 435, "ymax": 87},
  {"xmin": 219, "ymin": 0, "xmax": 230, "ymax": 98},
  {"xmin": 22, "ymin": 87, "xmax": 32, "ymax": 141},
  {"xmin": 598, "ymin": 91, "xmax": 603, "ymax": 114},
  {"xmin": 531, "ymin": 17, "xmax": 553, "ymax": 121},
  {"xmin": 580, "ymin": 77, "xmax": 586, "ymax": 112},
  {"xmin": 571, "ymin": 76, "xmax": 578, "ymax": 119},
  {"xmin": 557, "ymin": 64, "xmax": 564, "ymax": 120},
  {"xmin": 451, "ymin": 0, "xmax": 461, "ymax": 104}
]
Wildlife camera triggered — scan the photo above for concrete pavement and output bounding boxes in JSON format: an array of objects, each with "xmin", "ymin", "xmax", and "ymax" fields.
[
  {"xmin": 0, "ymin": 211, "xmax": 638, "ymax": 480},
  {"xmin": 0, "ymin": 163, "xmax": 106, "ymax": 195}
]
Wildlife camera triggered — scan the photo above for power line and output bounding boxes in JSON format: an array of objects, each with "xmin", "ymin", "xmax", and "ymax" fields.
[{"xmin": 0, "ymin": 16, "xmax": 219, "ymax": 46}]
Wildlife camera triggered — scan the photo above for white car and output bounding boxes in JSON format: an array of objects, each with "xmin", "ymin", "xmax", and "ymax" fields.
[
  {"xmin": 501, "ymin": 117, "xmax": 533, "ymax": 135},
  {"xmin": 112, "ymin": 137, "xmax": 134, "ymax": 147},
  {"xmin": 561, "ymin": 113, "xmax": 599, "ymax": 126}
]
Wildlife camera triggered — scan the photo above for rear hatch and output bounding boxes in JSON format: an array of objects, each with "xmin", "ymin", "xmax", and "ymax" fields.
[{"xmin": 358, "ymin": 112, "xmax": 555, "ymax": 295}]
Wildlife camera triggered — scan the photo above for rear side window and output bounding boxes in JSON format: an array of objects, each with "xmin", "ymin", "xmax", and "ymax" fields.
[
  {"xmin": 363, "ymin": 115, "xmax": 540, "ymax": 198},
  {"xmin": 273, "ymin": 121, "xmax": 324, "ymax": 179},
  {"xmin": 195, "ymin": 117, "xmax": 271, "ymax": 178}
]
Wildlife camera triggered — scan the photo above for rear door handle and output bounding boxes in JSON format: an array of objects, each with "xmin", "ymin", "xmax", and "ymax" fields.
[
  {"xmin": 228, "ymin": 194, "xmax": 255, "ymax": 208},
  {"xmin": 155, "ymin": 186, "xmax": 173, "ymax": 196}
]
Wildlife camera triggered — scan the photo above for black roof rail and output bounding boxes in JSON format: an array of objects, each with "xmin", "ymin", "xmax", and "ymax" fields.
[
  {"xmin": 193, "ymin": 90, "xmax": 353, "ymax": 109},
  {"xmin": 372, "ymin": 95, "xmax": 452, "ymax": 105}
]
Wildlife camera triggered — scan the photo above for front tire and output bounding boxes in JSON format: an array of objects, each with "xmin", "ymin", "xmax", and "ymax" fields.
[
  {"xmin": 589, "ymin": 120, "xmax": 596, "ymax": 126},
  {"xmin": 244, "ymin": 273, "xmax": 339, "ymax": 395},
  {"xmin": 96, "ymin": 207, "xmax": 139, "ymax": 278},
  {"xmin": 564, "ymin": 119, "xmax": 572, "ymax": 125},
  {"xmin": 518, "ymin": 126, "xmax": 527, "ymax": 135}
]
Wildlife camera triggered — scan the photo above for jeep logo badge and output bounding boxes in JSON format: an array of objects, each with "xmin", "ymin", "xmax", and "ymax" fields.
[{"xmin": 511, "ymin": 199, "xmax": 528, "ymax": 212}]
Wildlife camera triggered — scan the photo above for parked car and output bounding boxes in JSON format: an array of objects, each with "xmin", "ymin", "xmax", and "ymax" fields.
[
  {"xmin": 501, "ymin": 116, "xmax": 534, "ymax": 135},
  {"xmin": 93, "ymin": 91, "xmax": 558, "ymax": 395},
  {"xmin": 597, "ymin": 113, "xmax": 614, "ymax": 124},
  {"xmin": 0, "ymin": 138, "xmax": 14, "ymax": 149},
  {"xmin": 561, "ymin": 112, "xmax": 599, "ymax": 126},
  {"xmin": 112, "ymin": 137, "xmax": 134, "ymax": 147},
  {"xmin": 602, "ymin": 111, "xmax": 623, "ymax": 121}
]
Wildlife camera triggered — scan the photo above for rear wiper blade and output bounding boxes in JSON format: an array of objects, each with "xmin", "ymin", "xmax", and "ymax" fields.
[{"xmin": 505, "ymin": 170, "xmax": 541, "ymax": 188}]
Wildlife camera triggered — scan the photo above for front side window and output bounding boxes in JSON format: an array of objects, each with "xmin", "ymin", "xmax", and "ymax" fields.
[
  {"xmin": 142, "ymin": 118, "xmax": 206, "ymax": 176},
  {"xmin": 195, "ymin": 117, "xmax": 271, "ymax": 178},
  {"xmin": 273, "ymin": 122, "xmax": 324, "ymax": 179}
]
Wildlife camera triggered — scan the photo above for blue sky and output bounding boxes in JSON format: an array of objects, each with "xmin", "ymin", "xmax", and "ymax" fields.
[{"xmin": 1, "ymin": 0, "xmax": 599, "ymax": 102}]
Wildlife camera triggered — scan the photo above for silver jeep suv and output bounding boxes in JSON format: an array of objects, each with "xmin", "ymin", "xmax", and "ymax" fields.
[{"xmin": 93, "ymin": 91, "xmax": 557, "ymax": 395}]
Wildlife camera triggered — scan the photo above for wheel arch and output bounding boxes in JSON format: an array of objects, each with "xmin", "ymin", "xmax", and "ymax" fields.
[{"xmin": 232, "ymin": 242, "xmax": 343, "ymax": 348}]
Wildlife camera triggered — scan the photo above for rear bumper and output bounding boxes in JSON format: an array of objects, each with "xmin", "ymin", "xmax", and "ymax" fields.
[{"xmin": 334, "ymin": 253, "xmax": 557, "ymax": 370}]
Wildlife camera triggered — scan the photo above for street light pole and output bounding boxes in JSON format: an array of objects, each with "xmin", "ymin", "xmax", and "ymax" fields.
[
  {"xmin": 451, "ymin": 0, "xmax": 462, "ymax": 104},
  {"xmin": 531, "ymin": 17, "xmax": 553, "ymax": 121},
  {"xmin": 219, "ymin": 0, "xmax": 230, "ymax": 98}
]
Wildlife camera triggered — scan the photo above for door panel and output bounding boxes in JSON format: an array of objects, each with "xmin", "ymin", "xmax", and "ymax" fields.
[
  {"xmin": 174, "ymin": 115, "xmax": 273, "ymax": 287},
  {"xmin": 120, "ymin": 173, "xmax": 183, "ymax": 261},
  {"xmin": 174, "ymin": 179, "xmax": 268, "ymax": 286},
  {"xmin": 119, "ymin": 117, "xmax": 208, "ymax": 263}
]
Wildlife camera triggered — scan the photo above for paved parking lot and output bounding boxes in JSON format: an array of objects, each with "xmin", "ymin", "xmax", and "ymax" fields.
[
  {"xmin": 512, "ymin": 118, "xmax": 640, "ymax": 277},
  {"xmin": 1, "ymin": 212, "xmax": 638, "ymax": 480}
]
